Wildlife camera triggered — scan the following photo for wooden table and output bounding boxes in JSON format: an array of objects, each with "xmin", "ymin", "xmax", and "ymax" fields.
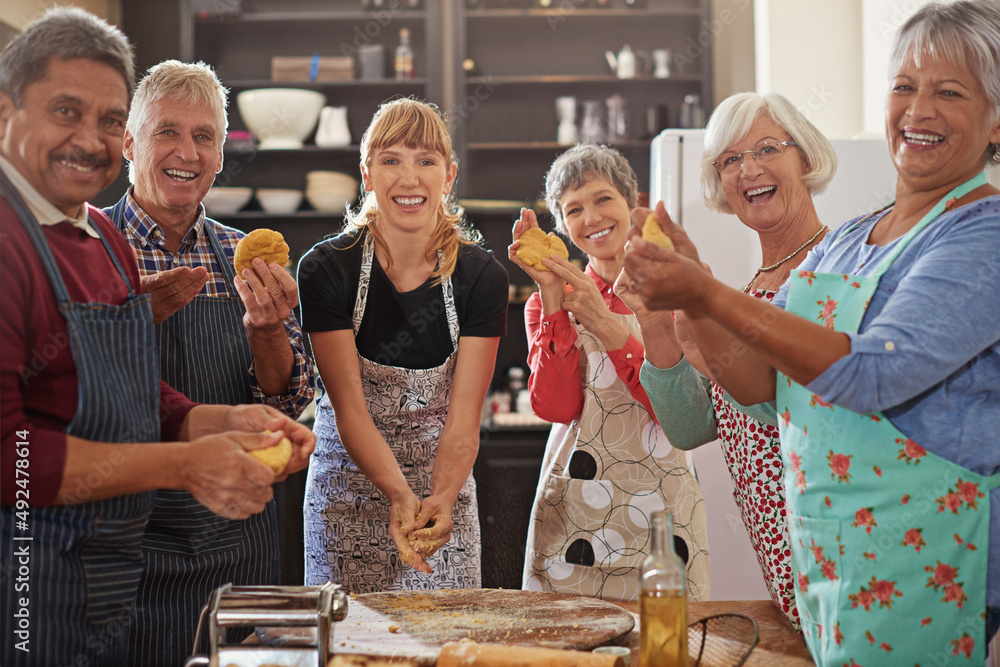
[{"xmin": 610, "ymin": 600, "xmax": 814, "ymax": 667}]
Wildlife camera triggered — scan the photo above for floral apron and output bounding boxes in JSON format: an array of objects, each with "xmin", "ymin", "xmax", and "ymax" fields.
[
  {"xmin": 304, "ymin": 232, "xmax": 480, "ymax": 592},
  {"xmin": 777, "ymin": 171, "xmax": 999, "ymax": 666},
  {"xmin": 523, "ymin": 308, "xmax": 710, "ymax": 602}
]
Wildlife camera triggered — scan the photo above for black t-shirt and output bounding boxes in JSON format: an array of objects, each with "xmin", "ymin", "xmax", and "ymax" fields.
[{"xmin": 298, "ymin": 228, "xmax": 509, "ymax": 369}]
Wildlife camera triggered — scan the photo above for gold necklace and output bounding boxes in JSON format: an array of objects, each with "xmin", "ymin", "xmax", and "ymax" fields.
[{"xmin": 743, "ymin": 225, "xmax": 828, "ymax": 293}]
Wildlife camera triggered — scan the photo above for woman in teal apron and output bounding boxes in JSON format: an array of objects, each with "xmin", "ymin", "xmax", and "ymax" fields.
[{"xmin": 622, "ymin": 2, "xmax": 1000, "ymax": 664}]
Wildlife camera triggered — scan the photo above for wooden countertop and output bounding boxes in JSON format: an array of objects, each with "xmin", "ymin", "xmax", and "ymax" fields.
[{"xmin": 610, "ymin": 599, "xmax": 814, "ymax": 667}]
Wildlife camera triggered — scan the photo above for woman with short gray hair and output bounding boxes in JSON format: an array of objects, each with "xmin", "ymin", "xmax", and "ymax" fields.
[{"xmin": 510, "ymin": 143, "xmax": 710, "ymax": 603}]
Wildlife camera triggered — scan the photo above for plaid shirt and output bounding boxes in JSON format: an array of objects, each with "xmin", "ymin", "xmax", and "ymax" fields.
[{"xmin": 109, "ymin": 189, "xmax": 313, "ymax": 418}]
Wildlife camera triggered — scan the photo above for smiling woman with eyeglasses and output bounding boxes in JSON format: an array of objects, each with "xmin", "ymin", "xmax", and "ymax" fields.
[
  {"xmin": 625, "ymin": 91, "xmax": 837, "ymax": 634},
  {"xmin": 713, "ymin": 139, "xmax": 799, "ymax": 174}
]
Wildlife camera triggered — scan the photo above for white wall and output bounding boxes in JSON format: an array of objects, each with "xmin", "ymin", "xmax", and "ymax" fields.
[
  {"xmin": 861, "ymin": 0, "xmax": 933, "ymax": 135},
  {"xmin": 712, "ymin": 0, "xmax": 757, "ymax": 102},
  {"xmin": 754, "ymin": 0, "xmax": 865, "ymax": 139}
]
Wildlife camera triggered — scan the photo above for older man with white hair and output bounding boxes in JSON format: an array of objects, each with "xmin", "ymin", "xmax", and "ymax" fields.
[{"xmin": 106, "ymin": 59, "xmax": 313, "ymax": 666}]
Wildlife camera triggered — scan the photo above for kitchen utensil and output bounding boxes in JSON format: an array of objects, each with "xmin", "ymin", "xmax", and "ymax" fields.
[
  {"xmin": 202, "ymin": 186, "xmax": 253, "ymax": 216},
  {"xmin": 183, "ymin": 583, "xmax": 348, "ymax": 667},
  {"xmin": 605, "ymin": 45, "xmax": 649, "ymax": 80},
  {"xmin": 556, "ymin": 96, "xmax": 577, "ymax": 145},
  {"xmin": 643, "ymin": 104, "xmax": 666, "ymax": 140},
  {"xmin": 679, "ymin": 93, "xmax": 706, "ymax": 129},
  {"xmin": 256, "ymin": 588, "xmax": 635, "ymax": 666},
  {"xmin": 256, "ymin": 188, "xmax": 304, "ymax": 214},
  {"xmin": 438, "ymin": 641, "xmax": 624, "ymax": 666},
  {"xmin": 236, "ymin": 88, "xmax": 326, "ymax": 150},
  {"xmin": 315, "ymin": 106, "xmax": 351, "ymax": 148},
  {"xmin": 688, "ymin": 613, "xmax": 759, "ymax": 667},
  {"xmin": 652, "ymin": 48, "xmax": 671, "ymax": 78},
  {"xmin": 580, "ymin": 100, "xmax": 603, "ymax": 143},
  {"xmin": 592, "ymin": 645, "xmax": 631, "ymax": 665},
  {"xmin": 358, "ymin": 44, "xmax": 385, "ymax": 80},
  {"xmin": 605, "ymin": 93, "xmax": 629, "ymax": 144}
]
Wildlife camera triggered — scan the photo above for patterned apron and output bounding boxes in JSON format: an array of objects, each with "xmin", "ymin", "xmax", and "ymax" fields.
[
  {"xmin": 107, "ymin": 198, "xmax": 280, "ymax": 667},
  {"xmin": 777, "ymin": 171, "xmax": 999, "ymax": 666},
  {"xmin": 1, "ymin": 173, "xmax": 160, "ymax": 666},
  {"xmin": 523, "ymin": 308, "xmax": 710, "ymax": 602},
  {"xmin": 304, "ymin": 232, "xmax": 481, "ymax": 592}
]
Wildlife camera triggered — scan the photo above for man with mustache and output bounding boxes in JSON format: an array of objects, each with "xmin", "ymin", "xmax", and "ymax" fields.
[
  {"xmin": 105, "ymin": 60, "xmax": 313, "ymax": 666},
  {"xmin": 0, "ymin": 9, "xmax": 315, "ymax": 665}
]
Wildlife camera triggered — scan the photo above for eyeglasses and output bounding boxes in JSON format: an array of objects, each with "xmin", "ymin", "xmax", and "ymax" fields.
[{"xmin": 712, "ymin": 140, "xmax": 798, "ymax": 174}]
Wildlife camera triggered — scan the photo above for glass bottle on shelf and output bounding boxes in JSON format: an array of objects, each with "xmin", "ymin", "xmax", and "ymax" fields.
[
  {"xmin": 394, "ymin": 28, "xmax": 415, "ymax": 80},
  {"xmin": 639, "ymin": 511, "xmax": 688, "ymax": 667}
]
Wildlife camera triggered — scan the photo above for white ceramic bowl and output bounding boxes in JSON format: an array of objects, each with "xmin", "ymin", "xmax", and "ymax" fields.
[
  {"xmin": 306, "ymin": 191, "xmax": 355, "ymax": 213},
  {"xmin": 236, "ymin": 88, "xmax": 327, "ymax": 150},
  {"xmin": 256, "ymin": 188, "xmax": 303, "ymax": 214},
  {"xmin": 202, "ymin": 187, "xmax": 253, "ymax": 216},
  {"xmin": 305, "ymin": 170, "xmax": 359, "ymax": 191}
]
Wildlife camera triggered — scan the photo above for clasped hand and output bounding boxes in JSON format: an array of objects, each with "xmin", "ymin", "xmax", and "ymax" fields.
[
  {"xmin": 183, "ymin": 404, "xmax": 315, "ymax": 520},
  {"xmin": 389, "ymin": 493, "xmax": 454, "ymax": 574}
]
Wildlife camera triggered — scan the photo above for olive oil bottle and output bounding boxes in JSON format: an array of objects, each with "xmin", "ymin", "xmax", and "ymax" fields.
[{"xmin": 640, "ymin": 511, "xmax": 688, "ymax": 667}]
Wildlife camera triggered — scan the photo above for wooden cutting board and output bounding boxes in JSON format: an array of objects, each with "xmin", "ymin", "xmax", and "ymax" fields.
[{"xmin": 256, "ymin": 589, "xmax": 635, "ymax": 665}]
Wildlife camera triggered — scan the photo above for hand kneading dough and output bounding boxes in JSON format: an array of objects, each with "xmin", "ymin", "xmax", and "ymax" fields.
[
  {"xmin": 234, "ymin": 228, "xmax": 289, "ymax": 275},
  {"xmin": 515, "ymin": 227, "xmax": 569, "ymax": 271},
  {"xmin": 642, "ymin": 213, "xmax": 675, "ymax": 250},
  {"xmin": 250, "ymin": 430, "xmax": 292, "ymax": 474}
]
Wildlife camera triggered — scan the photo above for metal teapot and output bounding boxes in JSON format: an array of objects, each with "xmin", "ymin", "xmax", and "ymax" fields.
[{"xmin": 605, "ymin": 44, "xmax": 648, "ymax": 79}]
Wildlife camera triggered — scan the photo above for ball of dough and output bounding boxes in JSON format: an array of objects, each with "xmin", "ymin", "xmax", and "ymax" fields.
[
  {"xmin": 249, "ymin": 430, "xmax": 293, "ymax": 474},
  {"xmin": 515, "ymin": 227, "xmax": 569, "ymax": 271},
  {"xmin": 234, "ymin": 228, "xmax": 289, "ymax": 276},
  {"xmin": 642, "ymin": 213, "xmax": 675, "ymax": 250}
]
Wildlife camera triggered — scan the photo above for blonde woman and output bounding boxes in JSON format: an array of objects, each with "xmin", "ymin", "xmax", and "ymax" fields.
[{"xmin": 298, "ymin": 99, "xmax": 509, "ymax": 592}]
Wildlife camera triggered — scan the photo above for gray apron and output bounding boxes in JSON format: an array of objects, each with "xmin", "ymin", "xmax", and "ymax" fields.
[
  {"xmin": 304, "ymin": 231, "xmax": 481, "ymax": 592},
  {"xmin": 1, "ymin": 172, "xmax": 160, "ymax": 666},
  {"xmin": 106, "ymin": 198, "xmax": 279, "ymax": 667}
]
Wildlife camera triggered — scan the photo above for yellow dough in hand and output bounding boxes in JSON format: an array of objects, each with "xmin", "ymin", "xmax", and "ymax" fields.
[
  {"xmin": 515, "ymin": 227, "xmax": 569, "ymax": 271},
  {"xmin": 234, "ymin": 228, "xmax": 289, "ymax": 276},
  {"xmin": 642, "ymin": 213, "xmax": 675, "ymax": 250},
  {"xmin": 250, "ymin": 430, "xmax": 292, "ymax": 474}
]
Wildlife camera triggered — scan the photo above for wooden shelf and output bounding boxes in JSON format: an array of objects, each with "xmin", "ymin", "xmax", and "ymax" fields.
[
  {"xmin": 464, "ymin": 7, "xmax": 700, "ymax": 18},
  {"xmin": 194, "ymin": 10, "xmax": 426, "ymax": 23},
  {"xmin": 465, "ymin": 74, "xmax": 701, "ymax": 85},
  {"xmin": 211, "ymin": 210, "xmax": 347, "ymax": 220},
  {"xmin": 466, "ymin": 140, "xmax": 651, "ymax": 150},
  {"xmin": 223, "ymin": 79, "xmax": 429, "ymax": 89},
  {"xmin": 225, "ymin": 145, "xmax": 362, "ymax": 154}
]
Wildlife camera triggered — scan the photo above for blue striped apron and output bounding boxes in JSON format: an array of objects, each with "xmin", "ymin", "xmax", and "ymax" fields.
[
  {"xmin": 1, "ymin": 173, "xmax": 160, "ymax": 667},
  {"xmin": 107, "ymin": 198, "xmax": 279, "ymax": 667}
]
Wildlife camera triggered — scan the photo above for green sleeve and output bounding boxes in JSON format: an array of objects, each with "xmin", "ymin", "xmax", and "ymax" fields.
[
  {"xmin": 723, "ymin": 393, "xmax": 778, "ymax": 427},
  {"xmin": 639, "ymin": 358, "xmax": 718, "ymax": 451}
]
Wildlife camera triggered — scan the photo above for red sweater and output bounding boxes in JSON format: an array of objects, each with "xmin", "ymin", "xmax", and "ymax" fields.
[
  {"xmin": 524, "ymin": 264, "xmax": 657, "ymax": 425},
  {"xmin": 1, "ymin": 198, "xmax": 197, "ymax": 506}
]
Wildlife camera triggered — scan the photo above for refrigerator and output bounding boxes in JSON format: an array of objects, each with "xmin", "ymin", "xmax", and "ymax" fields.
[{"xmin": 648, "ymin": 129, "xmax": 900, "ymax": 601}]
